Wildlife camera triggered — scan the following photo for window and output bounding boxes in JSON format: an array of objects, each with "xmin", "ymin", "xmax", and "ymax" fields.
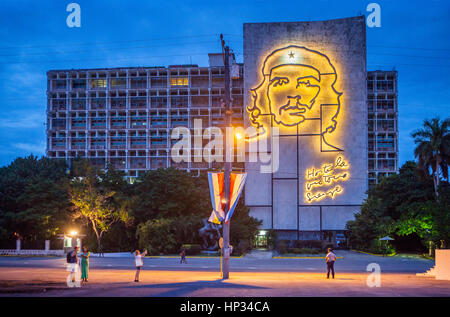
[
  {"xmin": 111, "ymin": 79, "xmax": 127, "ymax": 88},
  {"xmin": 170, "ymin": 77, "xmax": 189, "ymax": 86},
  {"xmin": 55, "ymin": 80, "xmax": 66, "ymax": 89},
  {"xmin": 131, "ymin": 78, "xmax": 147, "ymax": 89},
  {"xmin": 91, "ymin": 79, "xmax": 106, "ymax": 89},
  {"xmin": 72, "ymin": 79, "xmax": 86, "ymax": 89}
]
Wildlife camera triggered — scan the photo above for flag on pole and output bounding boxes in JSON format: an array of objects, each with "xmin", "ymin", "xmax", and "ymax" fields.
[
  {"xmin": 208, "ymin": 209, "xmax": 225, "ymax": 225},
  {"xmin": 225, "ymin": 173, "xmax": 247, "ymax": 223},
  {"xmin": 207, "ymin": 172, "xmax": 247, "ymax": 224}
]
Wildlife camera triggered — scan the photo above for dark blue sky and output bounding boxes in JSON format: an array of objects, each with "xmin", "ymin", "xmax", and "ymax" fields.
[{"xmin": 0, "ymin": 0, "xmax": 448, "ymax": 167}]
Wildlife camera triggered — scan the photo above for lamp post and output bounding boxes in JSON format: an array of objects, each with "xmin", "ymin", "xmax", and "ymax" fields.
[{"xmin": 221, "ymin": 34, "xmax": 232, "ymax": 280}]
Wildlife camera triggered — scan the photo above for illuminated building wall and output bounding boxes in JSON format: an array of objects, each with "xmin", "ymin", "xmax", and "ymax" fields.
[{"xmin": 244, "ymin": 16, "xmax": 368, "ymax": 240}]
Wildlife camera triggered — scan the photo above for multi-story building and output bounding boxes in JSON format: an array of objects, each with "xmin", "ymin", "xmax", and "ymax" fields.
[
  {"xmin": 367, "ymin": 70, "xmax": 399, "ymax": 186},
  {"xmin": 46, "ymin": 54, "xmax": 244, "ymax": 178}
]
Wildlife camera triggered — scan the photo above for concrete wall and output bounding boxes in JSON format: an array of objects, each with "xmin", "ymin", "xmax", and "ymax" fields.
[
  {"xmin": 244, "ymin": 17, "xmax": 367, "ymax": 237},
  {"xmin": 435, "ymin": 250, "xmax": 450, "ymax": 280}
]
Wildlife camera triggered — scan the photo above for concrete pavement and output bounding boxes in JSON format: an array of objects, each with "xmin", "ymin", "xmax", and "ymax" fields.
[
  {"xmin": 0, "ymin": 251, "xmax": 447, "ymax": 296},
  {"xmin": 0, "ymin": 267, "xmax": 449, "ymax": 297}
]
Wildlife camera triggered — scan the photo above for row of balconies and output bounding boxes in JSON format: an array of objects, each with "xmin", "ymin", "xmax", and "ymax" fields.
[
  {"xmin": 48, "ymin": 66, "xmax": 238, "ymax": 80},
  {"xmin": 368, "ymin": 159, "xmax": 397, "ymax": 171},
  {"xmin": 49, "ymin": 77, "xmax": 244, "ymax": 91},
  {"xmin": 368, "ymin": 122, "xmax": 396, "ymax": 132},
  {"xmin": 46, "ymin": 150, "xmax": 245, "ymax": 171},
  {"xmin": 49, "ymin": 114, "xmax": 243, "ymax": 131},
  {"xmin": 50, "ymin": 136, "xmax": 246, "ymax": 151},
  {"xmin": 48, "ymin": 96, "xmax": 244, "ymax": 111}
]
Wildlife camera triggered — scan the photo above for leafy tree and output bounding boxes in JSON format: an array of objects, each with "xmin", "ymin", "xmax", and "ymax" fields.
[
  {"xmin": 132, "ymin": 168, "xmax": 210, "ymax": 222},
  {"xmin": 69, "ymin": 160, "xmax": 131, "ymax": 253},
  {"xmin": 0, "ymin": 156, "xmax": 71, "ymax": 247},
  {"xmin": 346, "ymin": 196, "xmax": 394, "ymax": 253},
  {"xmin": 136, "ymin": 218, "xmax": 178, "ymax": 255},
  {"xmin": 230, "ymin": 201, "xmax": 262, "ymax": 254},
  {"xmin": 412, "ymin": 117, "xmax": 450, "ymax": 199},
  {"xmin": 347, "ymin": 161, "xmax": 449, "ymax": 253}
]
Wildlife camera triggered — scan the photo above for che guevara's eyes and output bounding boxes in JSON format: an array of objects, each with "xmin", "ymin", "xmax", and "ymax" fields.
[
  {"xmin": 272, "ymin": 78, "xmax": 289, "ymax": 87},
  {"xmin": 296, "ymin": 80, "xmax": 311, "ymax": 88}
]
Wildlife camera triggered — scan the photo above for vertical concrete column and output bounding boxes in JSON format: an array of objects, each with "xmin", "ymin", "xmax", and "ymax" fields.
[
  {"xmin": 45, "ymin": 240, "xmax": 50, "ymax": 252},
  {"xmin": 16, "ymin": 239, "xmax": 21, "ymax": 252}
]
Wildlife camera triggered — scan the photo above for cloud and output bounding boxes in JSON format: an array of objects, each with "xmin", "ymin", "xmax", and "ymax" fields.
[
  {"xmin": 13, "ymin": 142, "xmax": 46, "ymax": 155},
  {"xmin": 0, "ymin": 111, "xmax": 45, "ymax": 129}
]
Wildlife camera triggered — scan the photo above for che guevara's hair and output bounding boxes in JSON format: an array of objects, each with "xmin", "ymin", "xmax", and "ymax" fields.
[{"xmin": 248, "ymin": 45, "xmax": 342, "ymax": 134}]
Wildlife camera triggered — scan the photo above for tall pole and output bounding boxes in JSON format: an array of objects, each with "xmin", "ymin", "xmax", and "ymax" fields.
[{"xmin": 221, "ymin": 34, "xmax": 232, "ymax": 279}]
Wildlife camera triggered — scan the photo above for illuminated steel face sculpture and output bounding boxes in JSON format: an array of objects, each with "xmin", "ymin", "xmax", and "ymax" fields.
[
  {"xmin": 248, "ymin": 45, "xmax": 343, "ymax": 151},
  {"xmin": 248, "ymin": 45, "xmax": 350, "ymax": 203}
]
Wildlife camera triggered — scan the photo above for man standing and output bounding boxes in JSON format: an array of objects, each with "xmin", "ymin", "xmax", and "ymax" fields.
[
  {"xmin": 326, "ymin": 248, "xmax": 337, "ymax": 279},
  {"xmin": 66, "ymin": 246, "xmax": 80, "ymax": 287}
]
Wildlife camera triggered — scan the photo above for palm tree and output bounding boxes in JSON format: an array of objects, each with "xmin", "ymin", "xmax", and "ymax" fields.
[{"xmin": 411, "ymin": 117, "xmax": 450, "ymax": 199}]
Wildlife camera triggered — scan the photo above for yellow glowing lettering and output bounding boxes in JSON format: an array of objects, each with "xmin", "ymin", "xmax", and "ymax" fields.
[
  {"xmin": 306, "ymin": 185, "xmax": 343, "ymax": 202},
  {"xmin": 305, "ymin": 156, "xmax": 350, "ymax": 203}
]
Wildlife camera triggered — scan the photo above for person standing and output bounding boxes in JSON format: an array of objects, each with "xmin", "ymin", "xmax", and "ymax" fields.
[
  {"xmin": 180, "ymin": 248, "xmax": 187, "ymax": 264},
  {"xmin": 134, "ymin": 249, "xmax": 147, "ymax": 282},
  {"xmin": 66, "ymin": 246, "xmax": 80, "ymax": 287},
  {"xmin": 326, "ymin": 248, "xmax": 337, "ymax": 279},
  {"xmin": 80, "ymin": 246, "xmax": 90, "ymax": 282}
]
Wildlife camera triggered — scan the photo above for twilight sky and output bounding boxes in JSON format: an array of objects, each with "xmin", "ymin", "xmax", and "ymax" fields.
[{"xmin": 0, "ymin": 0, "xmax": 449, "ymax": 167}]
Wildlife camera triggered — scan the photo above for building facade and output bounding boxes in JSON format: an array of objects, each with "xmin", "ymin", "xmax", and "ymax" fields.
[
  {"xmin": 46, "ymin": 54, "xmax": 244, "ymax": 178},
  {"xmin": 367, "ymin": 70, "xmax": 399, "ymax": 186}
]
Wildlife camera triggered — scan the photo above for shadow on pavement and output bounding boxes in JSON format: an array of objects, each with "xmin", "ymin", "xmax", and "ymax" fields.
[{"xmin": 125, "ymin": 279, "xmax": 269, "ymax": 296}]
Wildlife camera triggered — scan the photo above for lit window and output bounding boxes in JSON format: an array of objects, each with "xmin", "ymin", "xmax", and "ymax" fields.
[
  {"xmin": 91, "ymin": 79, "xmax": 106, "ymax": 88},
  {"xmin": 171, "ymin": 77, "xmax": 188, "ymax": 86}
]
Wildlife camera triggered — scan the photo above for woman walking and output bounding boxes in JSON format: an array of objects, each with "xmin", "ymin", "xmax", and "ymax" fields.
[{"xmin": 80, "ymin": 246, "xmax": 90, "ymax": 282}]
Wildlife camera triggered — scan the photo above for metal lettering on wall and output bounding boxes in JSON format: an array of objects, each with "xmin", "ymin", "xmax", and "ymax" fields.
[{"xmin": 305, "ymin": 156, "xmax": 350, "ymax": 202}]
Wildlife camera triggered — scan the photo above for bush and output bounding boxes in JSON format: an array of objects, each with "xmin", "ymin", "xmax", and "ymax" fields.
[
  {"xmin": 181, "ymin": 244, "xmax": 202, "ymax": 255},
  {"xmin": 266, "ymin": 230, "xmax": 278, "ymax": 250},
  {"xmin": 287, "ymin": 248, "xmax": 321, "ymax": 254},
  {"xmin": 276, "ymin": 240, "xmax": 289, "ymax": 254},
  {"xmin": 292, "ymin": 240, "xmax": 322, "ymax": 249},
  {"xmin": 236, "ymin": 240, "xmax": 250, "ymax": 255},
  {"xmin": 136, "ymin": 219, "xmax": 177, "ymax": 255}
]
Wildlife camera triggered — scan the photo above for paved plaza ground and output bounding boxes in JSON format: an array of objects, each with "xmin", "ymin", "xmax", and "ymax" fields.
[{"xmin": 0, "ymin": 251, "xmax": 448, "ymax": 297}]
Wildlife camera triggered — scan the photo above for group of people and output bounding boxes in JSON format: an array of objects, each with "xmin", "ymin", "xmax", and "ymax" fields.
[
  {"xmin": 66, "ymin": 246, "xmax": 338, "ymax": 285},
  {"xmin": 66, "ymin": 246, "xmax": 90, "ymax": 285}
]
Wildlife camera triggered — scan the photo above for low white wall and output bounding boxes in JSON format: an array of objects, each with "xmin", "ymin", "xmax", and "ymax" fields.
[
  {"xmin": 435, "ymin": 249, "xmax": 450, "ymax": 280},
  {"xmin": 0, "ymin": 249, "xmax": 64, "ymax": 256}
]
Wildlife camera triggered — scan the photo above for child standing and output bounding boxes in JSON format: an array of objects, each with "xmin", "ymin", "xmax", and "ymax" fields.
[{"xmin": 134, "ymin": 249, "xmax": 147, "ymax": 282}]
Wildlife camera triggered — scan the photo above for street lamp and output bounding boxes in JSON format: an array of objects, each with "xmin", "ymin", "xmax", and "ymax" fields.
[{"xmin": 235, "ymin": 132, "xmax": 243, "ymax": 140}]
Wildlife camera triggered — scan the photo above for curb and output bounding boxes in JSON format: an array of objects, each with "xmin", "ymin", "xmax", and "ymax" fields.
[
  {"xmin": 273, "ymin": 256, "xmax": 344, "ymax": 259},
  {"xmin": 351, "ymin": 249, "xmax": 396, "ymax": 257},
  {"xmin": 145, "ymin": 255, "xmax": 244, "ymax": 259}
]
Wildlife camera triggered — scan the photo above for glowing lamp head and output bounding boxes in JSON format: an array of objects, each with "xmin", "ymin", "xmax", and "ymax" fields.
[
  {"xmin": 235, "ymin": 132, "xmax": 243, "ymax": 140},
  {"xmin": 70, "ymin": 231, "xmax": 78, "ymax": 236}
]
